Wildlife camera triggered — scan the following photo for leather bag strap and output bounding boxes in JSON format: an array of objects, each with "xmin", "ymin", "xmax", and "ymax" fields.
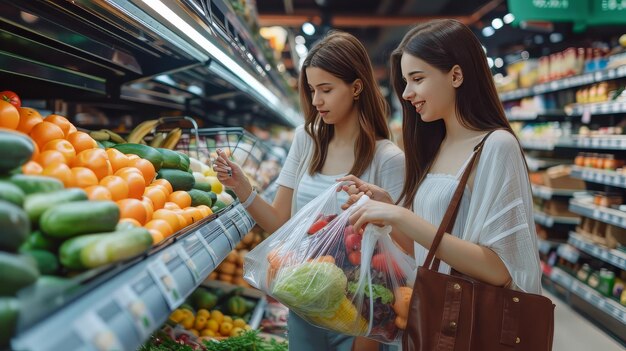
[{"xmin": 424, "ymin": 131, "xmax": 495, "ymax": 270}]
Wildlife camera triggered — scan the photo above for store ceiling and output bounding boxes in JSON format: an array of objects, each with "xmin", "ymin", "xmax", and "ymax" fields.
[{"xmin": 256, "ymin": 0, "xmax": 510, "ymax": 78}]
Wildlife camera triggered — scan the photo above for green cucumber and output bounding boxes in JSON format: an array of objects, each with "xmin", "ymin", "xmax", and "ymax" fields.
[
  {"xmin": 20, "ymin": 249, "xmax": 59, "ymax": 275},
  {"xmin": 40, "ymin": 201, "xmax": 119, "ymax": 238},
  {"xmin": 187, "ymin": 189, "xmax": 213, "ymax": 207},
  {"xmin": 157, "ymin": 169, "xmax": 195, "ymax": 191},
  {"xmin": 9, "ymin": 174, "xmax": 63, "ymax": 195},
  {"xmin": 24, "ymin": 188, "xmax": 88, "ymax": 224},
  {"xmin": 0, "ymin": 298, "xmax": 19, "ymax": 347},
  {"xmin": 0, "ymin": 201, "xmax": 30, "ymax": 252},
  {"xmin": 60, "ymin": 228, "xmax": 152, "ymax": 270},
  {"xmin": 192, "ymin": 182, "xmax": 212, "ymax": 192},
  {"xmin": 20, "ymin": 230, "xmax": 60, "ymax": 252},
  {"xmin": 0, "ymin": 129, "xmax": 34, "ymax": 174},
  {"xmin": 178, "ymin": 152, "xmax": 190, "ymax": 171},
  {"xmin": 0, "ymin": 180, "xmax": 25, "ymax": 206},
  {"xmin": 113, "ymin": 143, "xmax": 164, "ymax": 170},
  {"xmin": 156, "ymin": 148, "xmax": 184, "ymax": 169},
  {"xmin": 0, "ymin": 252, "xmax": 39, "ymax": 296}
]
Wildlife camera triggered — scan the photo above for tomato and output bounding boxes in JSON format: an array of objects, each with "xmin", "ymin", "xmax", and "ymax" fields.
[{"xmin": 0, "ymin": 91, "xmax": 21, "ymax": 108}]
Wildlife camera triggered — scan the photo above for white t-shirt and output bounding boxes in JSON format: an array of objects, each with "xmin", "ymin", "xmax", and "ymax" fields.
[{"xmin": 413, "ymin": 130, "xmax": 542, "ymax": 294}]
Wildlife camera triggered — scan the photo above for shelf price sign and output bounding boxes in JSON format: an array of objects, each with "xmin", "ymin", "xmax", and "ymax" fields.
[
  {"xmin": 176, "ymin": 245, "xmax": 201, "ymax": 283},
  {"xmin": 114, "ymin": 284, "xmax": 154, "ymax": 339},
  {"xmin": 215, "ymin": 218, "xmax": 236, "ymax": 249},
  {"xmin": 74, "ymin": 311, "xmax": 123, "ymax": 351},
  {"xmin": 196, "ymin": 231, "xmax": 218, "ymax": 265},
  {"xmin": 147, "ymin": 257, "xmax": 183, "ymax": 309}
]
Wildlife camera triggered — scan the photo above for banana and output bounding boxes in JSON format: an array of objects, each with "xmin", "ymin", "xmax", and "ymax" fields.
[
  {"xmin": 162, "ymin": 128, "xmax": 182, "ymax": 149},
  {"xmin": 149, "ymin": 132, "xmax": 167, "ymax": 148},
  {"xmin": 89, "ymin": 130, "xmax": 110, "ymax": 141},
  {"xmin": 101, "ymin": 129, "xmax": 127, "ymax": 144},
  {"xmin": 126, "ymin": 119, "xmax": 161, "ymax": 144}
]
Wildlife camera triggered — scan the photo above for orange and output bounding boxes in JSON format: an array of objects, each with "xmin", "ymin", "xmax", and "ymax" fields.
[
  {"xmin": 66, "ymin": 131, "xmax": 97, "ymax": 154},
  {"xmin": 0, "ymin": 100, "xmax": 19, "ymax": 130},
  {"xmin": 143, "ymin": 186, "xmax": 167, "ymax": 210},
  {"xmin": 152, "ymin": 209, "xmax": 182, "ymax": 232},
  {"xmin": 22, "ymin": 161, "xmax": 43, "ymax": 175},
  {"xmin": 16, "ymin": 107, "xmax": 43, "ymax": 134},
  {"xmin": 141, "ymin": 196, "xmax": 154, "ymax": 222},
  {"xmin": 45, "ymin": 115, "xmax": 72, "ymax": 137},
  {"xmin": 151, "ymin": 179, "xmax": 173, "ymax": 194},
  {"xmin": 144, "ymin": 219, "xmax": 173, "ymax": 237},
  {"xmin": 41, "ymin": 162, "xmax": 72, "ymax": 187},
  {"xmin": 117, "ymin": 198, "xmax": 148, "ymax": 224},
  {"xmin": 106, "ymin": 148, "xmax": 131, "ymax": 172},
  {"xmin": 196, "ymin": 205, "xmax": 213, "ymax": 218},
  {"xmin": 30, "ymin": 142, "xmax": 39, "ymax": 162},
  {"xmin": 70, "ymin": 167, "xmax": 99, "ymax": 188},
  {"xmin": 42, "ymin": 139, "xmax": 76, "ymax": 163},
  {"xmin": 127, "ymin": 154, "xmax": 140, "ymax": 160},
  {"xmin": 169, "ymin": 191, "xmax": 191, "ymax": 208},
  {"xmin": 68, "ymin": 124, "xmax": 77, "ymax": 135},
  {"xmin": 183, "ymin": 207, "xmax": 204, "ymax": 224},
  {"xmin": 115, "ymin": 168, "xmax": 145, "ymax": 199},
  {"xmin": 119, "ymin": 218, "xmax": 142, "ymax": 228},
  {"xmin": 129, "ymin": 158, "xmax": 156, "ymax": 185},
  {"xmin": 100, "ymin": 175, "xmax": 129, "ymax": 201},
  {"xmin": 163, "ymin": 202, "xmax": 181, "ymax": 210},
  {"xmin": 36, "ymin": 150, "xmax": 66, "ymax": 167},
  {"xmin": 174, "ymin": 209, "xmax": 192, "ymax": 226},
  {"xmin": 84, "ymin": 185, "xmax": 113, "ymax": 201},
  {"xmin": 73, "ymin": 148, "xmax": 112, "ymax": 180},
  {"xmin": 148, "ymin": 229, "xmax": 164, "ymax": 244},
  {"xmin": 29, "ymin": 121, "xmax": 64, "ymax": 148},
  {"xmin": 176, "ymin": 213, "xmax": 187, "ymax": 229}
]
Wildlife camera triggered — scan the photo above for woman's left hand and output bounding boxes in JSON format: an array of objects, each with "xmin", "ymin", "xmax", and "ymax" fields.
[{"xmin": 349, "ymin": 199, "xmax": 402, "ymax": 233}]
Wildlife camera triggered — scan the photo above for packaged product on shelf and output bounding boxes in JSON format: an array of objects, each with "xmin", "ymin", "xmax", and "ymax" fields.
[{"xmin": 244, "ymin": 184, "xmax": 415, "ymax": 344}]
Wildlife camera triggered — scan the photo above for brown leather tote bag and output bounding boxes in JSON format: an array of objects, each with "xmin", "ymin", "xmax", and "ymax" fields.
[{"xmin": 402, "ymin": 132, "xmax": 555, "ymax": 351}]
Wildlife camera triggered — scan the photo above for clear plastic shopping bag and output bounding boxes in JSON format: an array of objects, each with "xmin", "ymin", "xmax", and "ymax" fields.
[{"xmin": 243, "ymin": 183, "xmax": 416, "ymax": 344}]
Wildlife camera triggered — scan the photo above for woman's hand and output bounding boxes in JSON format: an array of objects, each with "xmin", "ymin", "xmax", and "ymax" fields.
[
  {"xmin": 337, "ymin": 175, "xmax": 394, "ymax": 210},
  {"xmin": 348, "ymin": 199, "xmax": 404, "ymax": 233},
  {"xmin": 213, "ymin": 149, "xmax": 251, "ymax": 195}
]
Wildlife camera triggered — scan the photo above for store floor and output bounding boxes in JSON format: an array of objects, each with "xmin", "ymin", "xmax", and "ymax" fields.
[{"xmin": 544, "ymin": 290, "xmax": 624, "ymax": 350}]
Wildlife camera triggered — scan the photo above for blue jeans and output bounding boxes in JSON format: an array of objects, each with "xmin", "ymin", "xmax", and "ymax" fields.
[{"xmin": 288, "ymin": 311, "xmax": 354, "ymax": 351}]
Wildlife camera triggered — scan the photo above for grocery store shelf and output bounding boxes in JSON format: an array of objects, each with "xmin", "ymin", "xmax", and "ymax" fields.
[
  {"xmin": 507, "ymin": 111, "xmax": 540, "ymax": 121},
  {"xmin": 569, "ymin": 199, "xmax": 626, "ymax": 230},
  {"xmin": 11, "ymin": 203, "xmax": 255, "ymax": 351},
  {"xmin": 566, "ymin": 101, "xmax": 626, "ymax": 116},
  {"xmin": 556, "ymin": 244, "xmax": 581, "ymax": 264},
  {"xmin": 521, "ymin": 140, "xmax": 556, "ymax": 151},
  {"xmin": 531, "ymin": 184, "xmax": 578, "ymax": 200},
  {"xmin": 570, "ymin": 166, "xmax": 626, "ymax": 189},
  {"xmin": 548, "ymin": 267, "xmax": 626, "ymax": 326},
  {"xmin": 538, "ymin": 238, "xmax": 562, "ymax": 255},
  {"xmin": 499, "ymin": 65, "xmax": 626, "ymax": 102},
  {"xmin": 534, "ymin": 210, "xmax": 580, "ymax": 228},
  {"xmin": 568, "ymin": 232, "xmax": 626, "ymax": 270},
  {"xmin": 558, "ymin": 136, "xmax": 626, "ymax": 150}
]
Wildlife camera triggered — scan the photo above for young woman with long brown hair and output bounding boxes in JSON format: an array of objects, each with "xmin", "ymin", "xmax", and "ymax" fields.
[
  {"xmin": 214, "ymin": 31, "xmax": 405, "ymax": 351},
  {"xmin": 343, "ymin": 19, "xmax": 541, "ymax": 304}
]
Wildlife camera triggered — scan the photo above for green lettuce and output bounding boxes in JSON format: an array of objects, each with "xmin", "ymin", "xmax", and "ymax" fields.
[
  {"xmin": 347, "ymin": 281, "xmax": 394, "ymax": 304},
  {"xmin": 272, "ymin": 262, "xmax": 347, "ymax": 317}
]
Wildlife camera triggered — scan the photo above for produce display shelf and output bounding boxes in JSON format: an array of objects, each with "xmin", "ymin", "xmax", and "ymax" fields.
[
  {"xmin": 569, "ymin": 199, "xmax": 626, "ymax": 230},
  {"xmin": 200, "ymin": 280, "xmax": 267, "ymax": 330},
  {"xmin": 557, "ymin": 137, "xmax": 626, "ymax": 150},
  {"xmin": 567, "ymin": 101, "xmax": 626, "ymax": 116},
  {"xmin": 568, "ymin": 232, "xmax": 626, "ymax": 270},
  {"xmin": 11, "ymin": 203, "xmax": 255, "ymax": 351},
  {"xmin": 533, "ymin": 210, "xmax": 580, "ymax": 228},
  {"xmin": 531, "ymin": 184, "xmax": 578, "ymax": 200},
  {"xmin": 499, "ymin": 65, "xmax": 626, "ymax": 102},
  {"xmin": 570, "ymin": 166, "xmax": 626, "ymax": 188}
]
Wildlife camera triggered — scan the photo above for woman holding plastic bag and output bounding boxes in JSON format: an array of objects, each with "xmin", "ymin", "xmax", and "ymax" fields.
[
  {"xmin": 213, "ymin": 31, "xmax": 405, "ymax": 351},
  {"xmin": 341, "ymin": 19, "xmax": 543, "ymax": 349}
]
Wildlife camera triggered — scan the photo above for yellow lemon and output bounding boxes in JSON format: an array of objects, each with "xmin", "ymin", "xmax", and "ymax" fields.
[
  {"xmin": 169, "ymin": 309, "xmax": 185, "ymax": 323},
  {"xmin": 210, "ymin": 310, "xmax": 224, "ymax": 324},
  {"xmin": 230, "ymin": 327, "xmax": 244, "ymax": 337},
  {"xmin": 206, "ymin": 319, "xmax": 219, "ymax": 332},
  {"xmin": 201, "ymin": 329, "xmax": 216, "ymax": 337},
  {"xmin": 219, "ymin": 322, "xmax": 233, "ymax": 336}
]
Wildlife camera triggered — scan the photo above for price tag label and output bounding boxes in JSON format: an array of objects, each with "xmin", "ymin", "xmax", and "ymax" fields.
[
  {"xmin": 176, "ymin": 245, "xmax": 200, "ymax": 283},
  {"xmin": 582, "ymin": 106, "xmax": 592, "ymax": 124},
  {"xmin": 114, "ymin": 285, "xmax": 154, "ymax": 339},
  {"xmin": 602, "ymin": 212, "xmax": 611, "ymax": 221},
  {"xmin": 196, "ymin": 231, "xmax": 218, "ymax": 265},
  {"xmin": 621, "ymin": 217, "xmax": 626, "ymax": 228},
  {"xmin": 74, "ymin": 311, "xmax": 123, "ymax": 351},
  {"xmin": 546, "ymin": 217, "xmax": 554, "ymax": 227},
  {"xmin": 147, "ymin": 258, "xmax": 183, "ymax": 309},
  {"xmin": 593, "ymin": 209, "xmax": 601, "ymax": 218},
  {"xmin": 215, "ymin": 218, "xmax": 235, "ymax": 249}
]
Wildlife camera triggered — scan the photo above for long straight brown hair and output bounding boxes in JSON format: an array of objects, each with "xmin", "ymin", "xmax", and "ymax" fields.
[
  {"xmin": 390, "ymin": 19, "xmax": 515, "ymax": 207},
  {"xmin": 299, "ymin": 31, "xmax": 390, "ymax": 176}
]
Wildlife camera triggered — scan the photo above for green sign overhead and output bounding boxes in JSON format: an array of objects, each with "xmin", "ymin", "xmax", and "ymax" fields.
[{"xmin": 508, "ymin": 0, "xmax": 626, "ymax": 32}]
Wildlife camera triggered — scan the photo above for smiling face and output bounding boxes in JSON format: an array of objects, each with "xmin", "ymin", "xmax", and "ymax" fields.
[
  {"xmin": 305, "ymin": 66, "xmax": 359, "ymax": 125},
  {"xmin": 400, "ymin": 53, "xmax": 460, "ymax": 123}
]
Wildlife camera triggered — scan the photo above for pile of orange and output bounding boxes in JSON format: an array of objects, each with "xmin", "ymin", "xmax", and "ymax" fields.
[{"xmin": 3, "ymin": 103, "xmax": 214, "ymax": 246}]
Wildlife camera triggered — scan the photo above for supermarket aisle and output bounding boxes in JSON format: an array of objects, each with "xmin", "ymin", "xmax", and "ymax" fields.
[{"xmin": 545, "ymin": 290, "xmax": 624, "ymax": 351}]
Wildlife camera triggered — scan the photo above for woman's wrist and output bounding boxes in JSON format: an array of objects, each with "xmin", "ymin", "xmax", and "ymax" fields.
[{"xmin": 233, "ymin": 183, "xmax": 253, "ymax": 202}]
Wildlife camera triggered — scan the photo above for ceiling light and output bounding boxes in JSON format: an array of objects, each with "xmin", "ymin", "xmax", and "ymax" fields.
[
  {"xmin": 487, "ymin": 57, "xmax": 494, "ymax": 68},
  {"xmin": 503, "ymin": 13, "xmax": 515, "ymax": 24},
  {"xmin": 494, "ymin": 58, "xmax": 504, "ymax": 68},
  {"xmin": 482, "ymin": 26, "xmax": 495, "ymax": 37},
  {"xmin": 549, "ymin": 33, "xmax": 563, "ymax": 43},
  {"xmin": 302, "ymin": 22, "xmax": 316, "ymax": 36},
  {"xmin": 295, "ymin": 35, "xmax": 306, "ymax": 45},
  {"xmin": 492, "ymin": 18, "xmax": 504, "ymax": 30}
]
